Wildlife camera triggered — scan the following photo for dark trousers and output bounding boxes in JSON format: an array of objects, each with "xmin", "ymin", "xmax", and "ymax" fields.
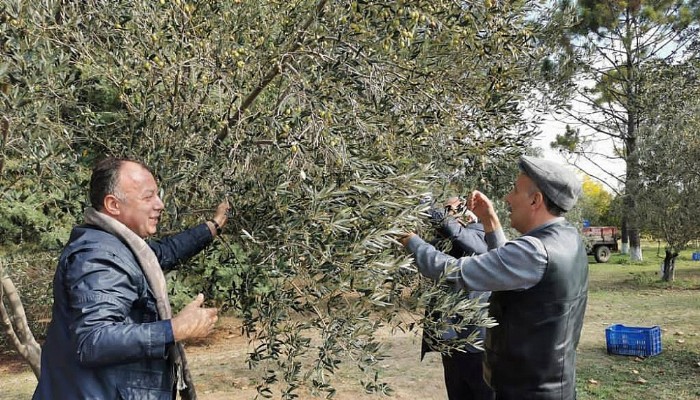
[{"xmin": 441, "ymin": 351, "xmax": 494, "ymax": 400}]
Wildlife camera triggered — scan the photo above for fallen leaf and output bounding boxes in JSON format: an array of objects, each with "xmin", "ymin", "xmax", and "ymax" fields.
[
  {"xmin": 677, "ymin": 339, "xmax": 685, "ymax": 344},
  {"xmin": 588, "ymin": 379, "xmax": 599, "ymax": 385},
  {"xmin": 631, "ymin": 369, "xmax": 639, "ymax": 374},
  {"xmin": 636, "ymin": 377, "xmax": 647, "ymax": 384},
  {"xmin": 634, "ymin": 357, "xmax": 645, "ymax": 362},
  {"xmin": 674, "ymin": 331, "xmax": 684, "ymax": 336}
]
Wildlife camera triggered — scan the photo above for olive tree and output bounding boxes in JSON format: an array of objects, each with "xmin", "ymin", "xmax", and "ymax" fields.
[
  {"xmin": 636, "ymin": 60, "xmax": 700, "ymax": 281},
  {"xmin": 2, "ymin": 0, "xmax": 551, "ymax": 396}
]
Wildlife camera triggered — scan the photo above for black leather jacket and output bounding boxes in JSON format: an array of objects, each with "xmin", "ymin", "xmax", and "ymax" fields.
[
  {"xmin": 33, "ymin": 223, "xmax": 213, "ymax": 400},
  {"xmin": 421, "ymin": 218, "xmax": 490, "ymax": 358}
]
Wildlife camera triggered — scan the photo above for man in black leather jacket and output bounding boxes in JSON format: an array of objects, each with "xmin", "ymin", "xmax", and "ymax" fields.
[{"xmin": 33, "ymin": 157, "xmax": 228, "ymax": 400}]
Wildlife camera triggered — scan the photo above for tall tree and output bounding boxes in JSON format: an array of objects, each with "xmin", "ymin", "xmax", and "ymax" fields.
[
  {"xmin": 636, "ymin": 59, "xmax": 700, "ymax": 281},
  {"xmin": 542, "ymin": 0, "xmax": 700, "ymax": 261},
  {"xmin": 2, "ymin": 0, "xmax": 553, "ymax": 395},
  {"xmin": 579, "ymin": 175, "xmax": 614, "ymax": 226}
]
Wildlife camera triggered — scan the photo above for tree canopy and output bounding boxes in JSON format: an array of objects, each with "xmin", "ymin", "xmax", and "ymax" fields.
[
  {"xmin": 579, "ymin": 175, "xmax": 614, "ymax": 226},
  {"xmin": 636, "ymin": 59, "xmax": 700, "ymax": 256},
  {"xmin": 1, "ymin": 0, "xmax": 552, "ymax": 396},
  {"xmin": 542, "ymin": 0, "xmax": 700, "ymax": 261}
]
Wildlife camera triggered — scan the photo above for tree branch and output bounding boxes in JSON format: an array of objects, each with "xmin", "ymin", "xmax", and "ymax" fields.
[
  {"xmin": 0, "ymin": 116, "xmax": 8, "ymax": 176},
  {"xmin": 0, "ymin": 272, "xmax": 41, "ymax": 378},
  {"xmin": 214, "ymin": 0, "xmax": 329, "ymax": 146}
]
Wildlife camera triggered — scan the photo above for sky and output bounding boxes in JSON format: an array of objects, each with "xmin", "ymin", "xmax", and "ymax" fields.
[{"xmin": 533, "ymin": 117, "xmax": 626, "ymax": 194}]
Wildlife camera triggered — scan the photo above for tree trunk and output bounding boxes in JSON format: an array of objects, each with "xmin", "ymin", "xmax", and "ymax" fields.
[
  {"xmin": 628, "ymin": 228, "xmax": 643, "ymax": 261},
  {"xmin": 622, "ymin": 198, "xmax": 642, "ymax": 261},
  {"xmin": 624, "ymin": 142, "xmax": 642, "ymax": 261},
  {"xmin": 0, "ymin": 268, "xmax": 42, "ymax": 378},
  {"xmin": 620, "ymin": 217, "xmax": 629, "ymax": 255},
  {"xmin": 661, "ymin": 249, "xmax": 678, "ymax": 282},
  {"xmin": 623, "ymin": 44, "xmax": 643, "ymax": 262}
]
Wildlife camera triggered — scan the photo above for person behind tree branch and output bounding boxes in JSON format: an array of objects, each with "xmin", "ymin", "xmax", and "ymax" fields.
[
  {"xmin": 422, "ymin": 196, "xmax": 494, "ymax": 400},
  {"xmin": 401, "ymin": 156, "xmax": 588, "ymax": 400},
  {"xmin": 33, "ymin": 157, "xmax": 228, "ymax": 400}
]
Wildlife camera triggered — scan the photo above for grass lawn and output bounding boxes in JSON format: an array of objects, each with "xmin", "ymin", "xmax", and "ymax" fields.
[{"xmin": 577, "ymin": 245, "xmax": 700, "ymax": 400}]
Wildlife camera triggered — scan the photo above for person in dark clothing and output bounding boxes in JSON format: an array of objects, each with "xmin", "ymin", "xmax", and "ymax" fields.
[
  {"xmin": 34, "ymin": 157, "xmax": 227, "ymax": 400},
  {"xmin": 401, "ymin": 156, "xmax": 588, "ymax": 400},
  {"xmin": 422, "ymin": 196, "xmax": 494, "ymax": 400}
]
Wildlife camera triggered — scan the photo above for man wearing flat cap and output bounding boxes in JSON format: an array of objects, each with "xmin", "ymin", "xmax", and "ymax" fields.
[{"xmin": 400, "ymin": 156, "xmax": 588, "ymax": 400}]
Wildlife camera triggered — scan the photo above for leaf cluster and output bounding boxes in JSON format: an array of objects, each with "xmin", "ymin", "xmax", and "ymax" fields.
[
  {"xmin": 636, "ymin": 59, "xmax": 700, "ymax": 252},
  {"xmin": 1, "ymin": 0, "xmax": 548, "ymax": 396}
]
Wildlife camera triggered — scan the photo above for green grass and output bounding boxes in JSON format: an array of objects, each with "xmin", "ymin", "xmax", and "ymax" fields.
[{"xmin": 577, "ymin": 245, "xmax": 700, "ymax": 400}]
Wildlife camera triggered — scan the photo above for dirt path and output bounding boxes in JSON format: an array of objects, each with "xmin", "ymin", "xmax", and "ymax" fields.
[
  {"xmin": 0, "ymin": 316, "xmax": 446, "ymax": 399},
  {"xmin": 187, "ymin": 316, "xmax": 446, "ymax": 399}
]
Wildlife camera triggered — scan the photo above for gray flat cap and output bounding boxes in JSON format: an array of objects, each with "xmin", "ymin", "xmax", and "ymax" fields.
[{"xmin": 519, "ymin": 156, "xmax": 582, "ymax": 211}]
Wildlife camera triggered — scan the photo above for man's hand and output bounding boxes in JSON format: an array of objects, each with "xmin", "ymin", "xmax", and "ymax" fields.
[
  {"xmin": 467, "ymin": 191, "xmax": 493, "ymax": 220},
  {"xmin": 398, "ymin": 232, "xmax": 416, "ymax": 247},
  {"xmin": 207, "ymin": 199, "xmax": 230, "ymax": 236},
  {"xmin": 463, "ymin": 210, "xmax": 478, "ymax": 224},
  {"xmin": 467, "ymin": 190, "xmax": 501, "ymax": 233},
  {"xmin": 171, "ymin": 294, "xmax": 218, "ymax": 342},
  {"xmin": 212, "ymin": 200, "xmax": 230, "ymax": 228}
]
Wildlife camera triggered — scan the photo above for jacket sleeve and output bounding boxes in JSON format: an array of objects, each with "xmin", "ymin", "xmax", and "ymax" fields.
[
  {"xmin": 406, "ymin": 233, "xmax": 548, "ymax": 292},
  {"xmin": 438, "ymin": 219, "xmax": 488, "ymax": 256},
  {"xmin": 149, "ymin": 223, "xmax": 214, "ymax": 271},
  {"xmin": 65, "ymin": 249, "xmax": 174, "ymax": 367}
]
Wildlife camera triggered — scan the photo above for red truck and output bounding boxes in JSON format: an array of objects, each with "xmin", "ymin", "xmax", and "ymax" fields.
[{"xmin": 582, "ymin": 226, "xmax": 619, "ymax": 263}]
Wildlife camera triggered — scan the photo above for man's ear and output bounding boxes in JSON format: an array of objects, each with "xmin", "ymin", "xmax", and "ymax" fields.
[
  {"xmin": 103, "ymin": 194, "xmax": 121, "ymax": 216},
  {"xmin": 531, "ymin": 192, "xmax": 543, "ymax": 207}
]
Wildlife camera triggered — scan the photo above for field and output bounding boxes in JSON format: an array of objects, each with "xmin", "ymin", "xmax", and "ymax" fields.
[{"xmin": 2, "ymin": 245, "xmax": 700, "ymax": 399}]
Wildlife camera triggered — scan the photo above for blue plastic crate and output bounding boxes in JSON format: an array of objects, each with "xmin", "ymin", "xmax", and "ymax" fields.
[{"xmin": 605, "ymin": 324, "xmax": 662, "ymax": 357}]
